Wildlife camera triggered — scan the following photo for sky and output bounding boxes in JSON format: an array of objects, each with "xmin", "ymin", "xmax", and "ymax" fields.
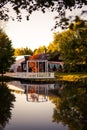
[
  {"xmin": 5, "ymin": 11, "xmax": 58, "ymax": 51},
  {"xmin": 4, "ymin": 5, "xmax": 87, "ymax": 51}
]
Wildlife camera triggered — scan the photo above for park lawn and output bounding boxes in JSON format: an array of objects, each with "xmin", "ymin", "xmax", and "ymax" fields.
[{"xmin": 55, "ymin": 72, "xmax": 87, "ymax": 81}]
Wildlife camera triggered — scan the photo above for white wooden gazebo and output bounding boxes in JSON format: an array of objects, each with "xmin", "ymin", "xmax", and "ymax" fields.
[
  {"xmin": 26, "ymin": 60, "xmax": 54, "ymax": 78},
  {"xmin": 26, "ymin": 60, "xmax": 48, "ymax": 72},
  {"xmin": 6, "ymin": 60, "xmax": 54, "ymax": 79}
]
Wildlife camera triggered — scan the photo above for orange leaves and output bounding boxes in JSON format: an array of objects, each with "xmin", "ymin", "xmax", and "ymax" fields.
[{"xmin": 29, "ymin": 54, "xmax": 39, "ymax": 72}]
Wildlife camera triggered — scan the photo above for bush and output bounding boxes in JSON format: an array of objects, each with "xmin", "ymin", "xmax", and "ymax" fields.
[{"xmin": 64, "ymin": 63, "xmax": 87, "ymax": 73}]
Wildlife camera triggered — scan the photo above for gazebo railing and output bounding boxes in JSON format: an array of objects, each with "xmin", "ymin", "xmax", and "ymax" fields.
[{"xmin": 5, "ymin": 72, "xmax": 54, "ymax": 78}]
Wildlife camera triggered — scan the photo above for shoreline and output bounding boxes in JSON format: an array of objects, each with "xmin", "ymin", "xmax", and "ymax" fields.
[{"xmin": 0, "ymin": 72, "xmax": 87, "ymax": 83}]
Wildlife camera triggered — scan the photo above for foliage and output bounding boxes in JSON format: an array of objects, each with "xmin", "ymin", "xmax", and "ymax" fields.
[
  {"xmin": 14, "ymin": 47, "xmax": 33, "ymax": 56},
  {"xmin": 47, "ymin": 39, "xmax": 61, "ymax": 61},
  {"xmin": 47, "ymin": 40, "xmax": 59, "ymax": 53},
  {"xmin": 33, "ymin": 44, "xmax": 60, "ymax": 61},
  {"xmin": 29, "ymin": 53, "xmax": 47, "ymax": 72},
  {"xmin": 52, "ymin": 18, "xmax": 87, "ymax": 72},
  {"xmin": 0, "ymin": 29, "xmax": 15, "ymax": 76},
  {"xmin": 59, "ymin": 30, "xmax": 81, "ymax": 64},
  {"xmin": 34, "ymin": 45, "xmax": 47, "ymax": 55},
  {"xmin": 0, "ymin": 0, "xmax": 87, "ymax": 29},
  {"xmin": 29, "ymin": 54, "xmax": 39, "ymax": 72}
]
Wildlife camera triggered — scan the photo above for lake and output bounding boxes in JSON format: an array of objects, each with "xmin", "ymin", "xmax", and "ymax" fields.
[{"xmin": 0, "ymin": 80, "xmax": 87, "ymax": 130}]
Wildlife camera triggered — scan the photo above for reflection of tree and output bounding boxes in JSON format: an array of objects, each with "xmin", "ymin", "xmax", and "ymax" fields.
[
  {"xmin": 51, "ymin": 83, "xmax": 87, "ymax": 130},
  {"xmin": 0, "ymin": 83, "xmax": 15, "ymax": 129}
]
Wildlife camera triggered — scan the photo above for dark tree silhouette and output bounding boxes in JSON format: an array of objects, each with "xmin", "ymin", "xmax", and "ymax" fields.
[
  {"xmin": 0, "ymin": 83, "xmax": 15, "ymax": 129},
  {"xmin": 0, "ymin": 29, "xmax": 15, "ymax": 78}
]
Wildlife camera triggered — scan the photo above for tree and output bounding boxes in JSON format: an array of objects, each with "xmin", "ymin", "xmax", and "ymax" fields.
[
  {"xmin": 46, "ymin": 39, "xmax": 61, "ymax": 61},
  {"xmin": 14, "ymin": 47, "xmax": 33, "ymax": 56},
  {"xmin": 59, "ymin": 30, "xmax": 80, "ymax": 64},
  {"xmin": 69, "ymin": 16, "xmax": 87, "ymax": 65},
  {"xmin": 29, "ymin": 54, "xmax": 39, "ymax": 72},
  {"xmin": 52, "ymin": 18, "xmax": 87, "ymax": 72},
  {"xmin": 47, "ymin": 41, "xmax": 58, "ymax": 53},
  {"xmin": 33, "ymin": 45, "xmax": 47, "ymax": 55},
  {"xmin": 0, "ymin": 29, "xmax": 15, "ymax": 77},
  {"xmin": 0, "ymin": 0, "xmax": 87, "ymax": 29}
]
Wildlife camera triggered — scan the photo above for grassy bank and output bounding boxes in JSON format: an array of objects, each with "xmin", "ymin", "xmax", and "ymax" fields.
[{"xmin": 55, "ymin": 72, "xmax": 87, "ymax": 82}]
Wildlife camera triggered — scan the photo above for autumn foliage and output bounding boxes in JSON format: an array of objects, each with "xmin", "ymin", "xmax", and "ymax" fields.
[{"xmin": 29, "ymin": 54, "xmax": 39, "ymax": 72}]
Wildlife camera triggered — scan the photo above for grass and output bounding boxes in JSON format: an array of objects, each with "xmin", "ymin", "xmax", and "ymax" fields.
[{"xmin": 55, "ymin": 72, "xmax": 87, "ymax": 82}]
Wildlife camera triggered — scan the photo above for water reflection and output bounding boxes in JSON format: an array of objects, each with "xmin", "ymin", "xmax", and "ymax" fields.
[
  {"xmin": 51, "ymin": 82, "xmax": 87, "ymax": 130},
  {"xmin": 24, "ymin": 84, "xmax": 48, "ymax": 102},
  {"xmin": 0, "ymin": 83, "xmax": 15, "ymax": 130},
  {"xmin": 8, "ymin": 81, "xmax": 63, "ymax": 103},
  {"xmin": 6, "ymin": 80, "xmax": 87, "ymax": 130}
]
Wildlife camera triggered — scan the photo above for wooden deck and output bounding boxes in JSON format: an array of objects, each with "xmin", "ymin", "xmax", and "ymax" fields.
[{"xmin": 5, "ymin": 72, "xmax": 55, "ymax": 79}]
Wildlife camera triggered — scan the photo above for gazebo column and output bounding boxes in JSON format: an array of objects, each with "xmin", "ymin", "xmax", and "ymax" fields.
[
  {"xmin": 46, "ymin": 61, "xmax": 48, "ymax": 72},
  {"xmin": 26, "ymin": 61, "xmax": 29, "ymax": 73},
  {"xmin": 35, "ymin": 61, "xmax": 37, "ymax": 77},
  {"xmin": 45, "ymin": 61, "xmax": 46, "ymax": 72},
  {"xmin": 38, "ymin": 61, "xmax": 39, "ymax": 77},
  {"xmin": 45, "ymin": 61, "xmax": 48, "ymax": 77}
]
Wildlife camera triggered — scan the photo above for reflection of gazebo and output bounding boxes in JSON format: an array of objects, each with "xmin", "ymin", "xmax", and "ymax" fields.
[{"xmin": 24, "ymin": 84, "xmax": 48, "ymax": 102}]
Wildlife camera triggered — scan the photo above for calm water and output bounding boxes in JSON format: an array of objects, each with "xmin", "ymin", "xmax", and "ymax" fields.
[{"xmin": 0, "ymin": 80, "xmax": 87, "ymax": 130}]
